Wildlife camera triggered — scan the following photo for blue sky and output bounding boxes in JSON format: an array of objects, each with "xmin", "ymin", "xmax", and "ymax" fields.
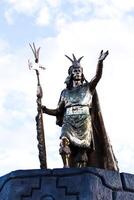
[{"xmin": 0, "ymin": 0, "xmax": 134, "ymax": 176}]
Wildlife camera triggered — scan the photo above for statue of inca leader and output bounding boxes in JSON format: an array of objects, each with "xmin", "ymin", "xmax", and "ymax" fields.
[{"xmin": 42, "ymin": 50, "xmax": 119, "ymax": 171}]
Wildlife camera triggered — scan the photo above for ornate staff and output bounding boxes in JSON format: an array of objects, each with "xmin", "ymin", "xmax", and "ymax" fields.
[{"xmin": 28, "ymin": 43, "xmax": 47, "ymax": 169}]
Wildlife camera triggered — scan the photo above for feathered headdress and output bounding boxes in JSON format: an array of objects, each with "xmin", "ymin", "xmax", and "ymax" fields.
[{"xmin": 65, "ymin": 54, "xmax": 84, "ymax": 75}]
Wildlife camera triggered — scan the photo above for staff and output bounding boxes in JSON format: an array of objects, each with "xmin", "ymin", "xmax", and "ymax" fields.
[{"xmin": 28, "ymin": 43, "xmax": 47, "ymax": 169}]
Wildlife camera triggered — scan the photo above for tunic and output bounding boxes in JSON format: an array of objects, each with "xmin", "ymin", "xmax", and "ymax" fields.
[{"xmin": 59, "ymin": 83, "xmax": 93, "ymax": 148}]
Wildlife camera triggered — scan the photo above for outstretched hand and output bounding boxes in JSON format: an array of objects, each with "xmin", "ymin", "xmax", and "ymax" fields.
[{"xmin": 98, "ymin": 50, "xmax": 109, "ymax": 62}]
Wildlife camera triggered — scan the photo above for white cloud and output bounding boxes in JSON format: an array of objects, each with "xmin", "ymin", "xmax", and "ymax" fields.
[
  {"xmin": 5, "ymin": 0, "xmax": 40, "ymax": 13},
  {"xmin": 3, "ymin": 0, "xmax": 60, "ymax": 26},
  {"xmin": 4, "ymin": 8, "xmax": 14, "ymax": 25},
  {"xmin": 0, "ymin": 39, "xmax": 10, "ymax": 53},
  {"xmin": 3, "ymin": 0, "xmax": 43, "ymax": 24},
  {"xmin": 87, "ymin": 0, "xmax": 134, "ymax": 12},
  {"xmin": 110, "ymin": 0, "xmax": 134, "ymax": 12},
  {"xmin": 36, "ymin": 6, "xmax": 50, "ymax": 26},
  {"xmin": 46, "ymin": 0, "xmax": 61, "ymax": 7},
  {"xmin": 6, "ymin": 0, "xmax": 61, "ymax": 11},
  {"xmin": 65, "ymin": 0, "xmax": 134, "ymax": 21},
  {"xmin": 3, "ymin": 0, "xmax": 134, "ymax": 28}
]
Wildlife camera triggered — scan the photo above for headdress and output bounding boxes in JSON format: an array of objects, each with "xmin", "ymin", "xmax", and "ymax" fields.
[{"xmin": 65, "ymin": 54, "xmax": 84, "ymax": 75}]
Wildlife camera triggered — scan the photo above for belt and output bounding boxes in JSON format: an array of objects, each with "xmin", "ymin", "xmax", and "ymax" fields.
[{"xmin": 65, "ymin": 105, "xmax": 89, "ymax": 115}]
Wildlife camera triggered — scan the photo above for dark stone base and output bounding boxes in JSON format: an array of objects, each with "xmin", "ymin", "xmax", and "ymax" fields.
[{"xmin": 0, "ymin": 167, "xmax": 134, "ymax": 199}]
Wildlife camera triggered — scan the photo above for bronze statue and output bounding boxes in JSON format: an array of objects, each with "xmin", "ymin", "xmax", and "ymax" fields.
[{"xmin": 42, "ymin": 51, "xmax": 119, "ymax": 171}]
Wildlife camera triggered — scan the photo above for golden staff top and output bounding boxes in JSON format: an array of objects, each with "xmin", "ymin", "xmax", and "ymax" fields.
[{"xmin": 28, "ymin": 43, "xmax": 47, "ymax": 169}]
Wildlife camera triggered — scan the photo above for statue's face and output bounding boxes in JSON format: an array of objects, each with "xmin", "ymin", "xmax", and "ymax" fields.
[{"xmin": 72, "ymin": 67, "xmax": 83, "ymax": 81}]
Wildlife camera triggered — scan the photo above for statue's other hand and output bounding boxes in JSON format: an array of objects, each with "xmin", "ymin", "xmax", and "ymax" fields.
[
  {"xmin": 98, "ymin": 50, "xmax": 109, "ymax": 62},
  {"xmin": 36, "ymin": 99, "xmax": 46, "ymax": 112},
  {"xmin": 41, "ymin": 105, "xmax": 47, "ymax": 113}
]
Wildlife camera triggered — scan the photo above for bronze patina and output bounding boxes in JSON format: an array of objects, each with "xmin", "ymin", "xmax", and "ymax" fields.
[{"xmin": 42, "ymin": 50, "xmax": 118, "ymax": 171}]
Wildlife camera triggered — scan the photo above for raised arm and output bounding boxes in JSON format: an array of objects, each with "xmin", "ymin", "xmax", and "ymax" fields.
[{"xmin": 90, "ymin": 50, "xmax": 109, "ymax": 92}]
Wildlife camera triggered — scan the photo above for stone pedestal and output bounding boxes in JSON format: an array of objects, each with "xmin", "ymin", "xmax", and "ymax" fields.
[{"xmin": 0, "ymin": 168, "xmax": 134, "ymax": 199}]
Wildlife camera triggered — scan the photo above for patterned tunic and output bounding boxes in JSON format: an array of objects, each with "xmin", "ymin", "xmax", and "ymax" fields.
[{"xmin": 59, "ymin": 83, "xmax": 93, "ymax": 148}]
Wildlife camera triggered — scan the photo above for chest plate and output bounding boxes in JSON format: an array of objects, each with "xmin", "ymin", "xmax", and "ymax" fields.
[{"xmin": 61, "ymin": 84, "xmax": 92, "ymax": 108}]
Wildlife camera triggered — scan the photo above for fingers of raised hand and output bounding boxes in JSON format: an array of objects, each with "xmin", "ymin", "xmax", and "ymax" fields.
[
  {"xmin": 105, "ymin": 50, "xmax": 109, "ymax": 56},
  {"xmin": 99, "ymin": 50, "xmax": 109, "ymax": 61}
]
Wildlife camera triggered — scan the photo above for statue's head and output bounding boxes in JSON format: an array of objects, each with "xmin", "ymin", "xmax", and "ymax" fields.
[
  {"xmin": 71, "ymin": 67, "xmax": 83, "ymax": 82},
  {"xmin": 65, "ymin": 54, "xmax": 87, "ymax": 88}
]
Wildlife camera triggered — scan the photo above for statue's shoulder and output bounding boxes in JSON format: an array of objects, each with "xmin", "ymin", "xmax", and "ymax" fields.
[{"xmin": 60, "ymin": 88, "xmax": 67, "ymax": 97}]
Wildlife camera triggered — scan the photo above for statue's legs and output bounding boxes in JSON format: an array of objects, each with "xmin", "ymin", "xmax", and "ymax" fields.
[
  {"xmin": 59, "ymin": 137, "xmax": 71, "ymax": 168},
  {"xmin": 61, "ymin": 154, "xmax": 70, "ymax": 168},
  {"xmin": 75, "ymin": 148, "xmax": 88, "ymax": 168},
  {"xmin": 59, "ymin": 137, "xmax": 89, "ymax": 168}
]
